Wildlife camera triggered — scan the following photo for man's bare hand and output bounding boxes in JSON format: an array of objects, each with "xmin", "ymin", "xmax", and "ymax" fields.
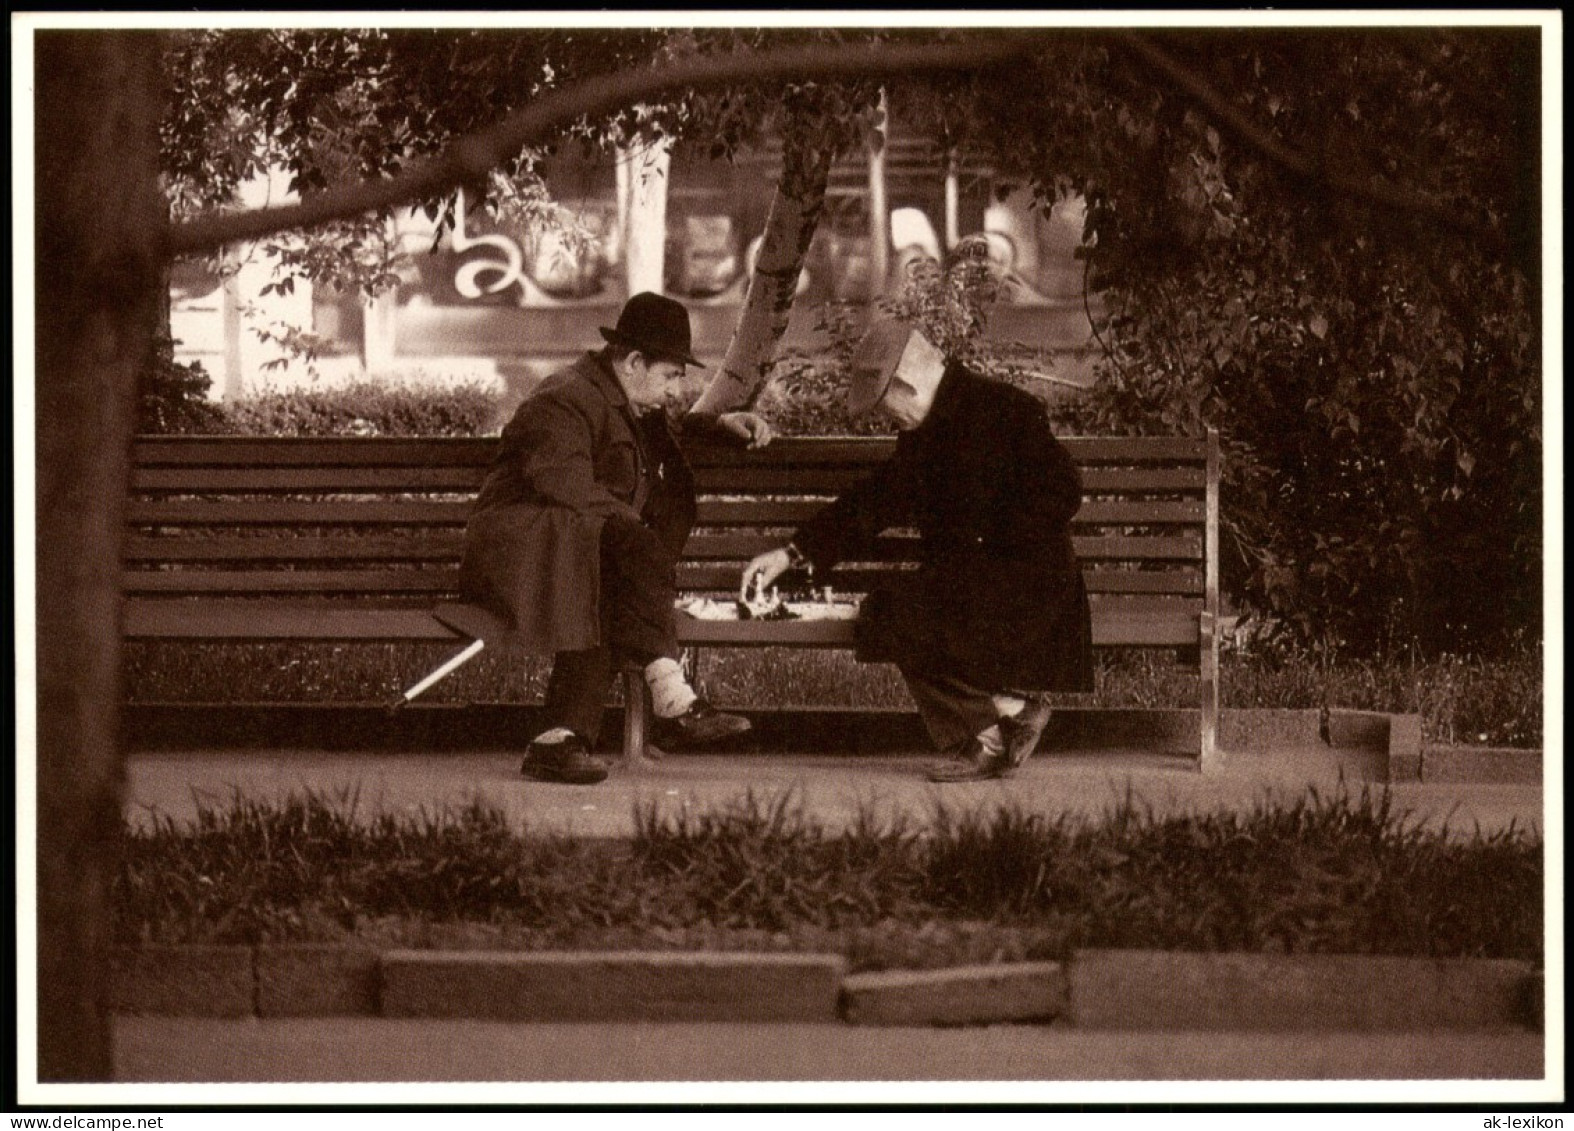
[
  {"xmin": 716, "ymin": 411, "xmax": 774, "ymax": 449},
  {"xmin": 740, "ymin": 547, "xmax": 793, "ymax": 601}
]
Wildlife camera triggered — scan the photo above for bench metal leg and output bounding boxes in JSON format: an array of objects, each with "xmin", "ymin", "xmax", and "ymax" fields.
[
  {"xmin": 620, "ymin": 668, "xmax": 666, "ymax": 769},
  {"xmin": 1198, "ymin": 611, "xmax": 1222, "ymax": 773},
  {"xmin": 388, "ymin": 638, "xmax": 485, "ymax": 712}
]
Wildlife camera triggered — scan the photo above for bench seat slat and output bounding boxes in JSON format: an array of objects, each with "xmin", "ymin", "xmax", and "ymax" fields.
[
  {"xmin": 675, "ymin": 609, "xmax": 1203, "ymax": 648},
  {"xmin": 125, "ymin": 599, "xmax": 1201, "ymax": 650},
  {"xmin": 123, "ymin": 601, "xmax": 463, "ymax": 641}
]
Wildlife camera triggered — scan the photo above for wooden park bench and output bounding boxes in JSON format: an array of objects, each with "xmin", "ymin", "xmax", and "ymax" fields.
[{"xmin": 125, "ymin": 430, "xmax": 1221, "ymax": 769}]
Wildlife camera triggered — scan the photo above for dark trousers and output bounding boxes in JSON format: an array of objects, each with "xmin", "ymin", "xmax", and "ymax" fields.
[
  {"xmin": 899, "ymin": 662, "xmax": 1007, "ymax": 756},
  {"xmin": 542, "ymin": 512, "xmax": 681, "ymax": 744}
]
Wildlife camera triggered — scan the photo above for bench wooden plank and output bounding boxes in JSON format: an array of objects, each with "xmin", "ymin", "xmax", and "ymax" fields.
[
  {"xmin": 678, "ymin": 610, "xmax": 1203, "ymax": 648},
  {"xmin": 123, "ymin": 570, "xmax": 463, "ymax": 595},
  {"xmin": 125, "ymin": 532, "xmax": 1202, "ymax": 566},
  {"xmin": 680, "ymin": 532, "xmax": 1204, "ymax": 562},
  {"xmin": 128, "ymin": 500, "xmax": 473, "ymax": 525},
  {"xmin": 131, "ymin": 467, "xmax": 486, "ymax": 493},
  {"xmin": 133, "ymin": 434, "xmax": 1209, "ymax": 469},
  {"xmin": 130, "ymin": 497, "xmax": 1206, "ymax": 529},
  {"xmin": 123, "ymin": 601, "xmax": 462, "ymax": 641},
  {"xmin": 692, "ymin": 465, "xmax": 1209, "ymax": 494},
  {"xmin": 126, "ymin": 566, "xmax": 1205, "ymax": 599},
  {"xmin": 123, "ymin": 534, "xmax": 465, "ymax": 563},
  {"xmin": 673, "ymin": 563, "xmax": 1203, "ymax": 594},
  {"xmin": 695, "ymin": 498, "xmax": 1206, "ymax": 526},
  {"xmin": 131, "ymin": 437, "xmax": 495, "ymax": 468},
  {"xmin": 690, "ymin": 436, "xmax": 1208, "ymax": 466},
  {"xmin": 123, "ymin": 599, "xmax": 1200, "ymax": 649}
]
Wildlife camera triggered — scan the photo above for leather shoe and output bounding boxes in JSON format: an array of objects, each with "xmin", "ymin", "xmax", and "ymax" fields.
[
  {"xmin": 652, "ymin": 697, "xmax": 752, "ymax": 747},
  {"xmin": 520, "ymin": 732, "xmax": 608, "ymax": 784},
  {"xmin": 926, "ymin": 738, "xmax": 1011, "ymax": 783},
  {"xmin": 999, "ymin": 696, "xmax": 1053, "ymax": 768}
]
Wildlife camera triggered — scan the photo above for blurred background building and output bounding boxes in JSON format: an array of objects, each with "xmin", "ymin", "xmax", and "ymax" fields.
[{"xmin": 170, "ymin": 130, "xmax": 1101, "ymax": 403}]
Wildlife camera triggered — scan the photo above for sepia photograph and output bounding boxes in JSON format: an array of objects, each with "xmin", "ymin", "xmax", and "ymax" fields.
[{"xmin": 12, "ymin": 9, "xmax": 1563, "ymax": 1113}]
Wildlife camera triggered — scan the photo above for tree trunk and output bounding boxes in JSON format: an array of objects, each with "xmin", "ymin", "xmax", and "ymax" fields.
[
  {"xmin": 33, "ymin": 29, "xmax": 165, "ymax": 1081},
  {"xmin": 693, "ymin": 127, "xmax": 834, "ymax": 415},
  {"xmin": 619, "ymin": 135, "xmax": 672, "ymax": 296}
]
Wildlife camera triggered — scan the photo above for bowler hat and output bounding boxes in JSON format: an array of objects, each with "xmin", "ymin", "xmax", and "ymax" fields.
[
  {"xmin": 845, "ymin": 317, "xmax": 918, "ymax": 417},
  {"xmin": 600, "ymin": 292, "xmax": 703, "ymax": 368}
]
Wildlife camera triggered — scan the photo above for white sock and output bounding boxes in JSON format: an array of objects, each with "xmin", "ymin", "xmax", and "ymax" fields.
[
  {"xmin": 644, "ymin": 657, "xmax": 697, "ymax": 719},
  {"xmin": 991, "ymin": 694, "xmax": 1027, "ymax": 719},
  {"xmin": 974, "ymin": 723, "xmax": 1005, "ymax": 760},
  {"xmin": 532, "ymin": 726, "xmax": 575, "ymax": 745}
]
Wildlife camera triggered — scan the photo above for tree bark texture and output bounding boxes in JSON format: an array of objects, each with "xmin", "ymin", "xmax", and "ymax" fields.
[
  {"xmin": 693, "ymin": 128, "xmax": 834, "ymax": 415},
  {"xmin": 620, "ymin": 136, "xmax": 672, "ymax": 296},
  {"xmin": 33, "ymin": 30, "xmax": 165, "ymax": 1081}
]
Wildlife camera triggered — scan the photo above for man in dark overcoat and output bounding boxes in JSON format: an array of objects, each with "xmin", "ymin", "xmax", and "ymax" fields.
[
  {"xmin": 744, "ymin": 318, "xmax": 1093, "ymax": 781},
  {"xmin": 461, "ymin": 292, "xmax": 772, "ymax": 784}
]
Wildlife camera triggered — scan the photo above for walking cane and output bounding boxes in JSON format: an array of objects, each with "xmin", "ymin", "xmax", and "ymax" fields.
[
  {"xmin": 387, "ymin": 637, "xmax": 487, "ymax": 713},
  {"xmin": 386, "ymin": 602, "xmax": 506, "ymax": 714}
]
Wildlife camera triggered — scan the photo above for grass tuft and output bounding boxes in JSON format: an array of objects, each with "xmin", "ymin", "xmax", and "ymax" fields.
[{"xmin": 116, "ymin": 788, "xmax": 1542, "ymax": 967}]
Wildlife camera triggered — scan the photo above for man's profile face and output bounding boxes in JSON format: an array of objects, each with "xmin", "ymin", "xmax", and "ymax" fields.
[{"xmin": 619, "ymin": 352, "xmax": 687, "ymax": 412}]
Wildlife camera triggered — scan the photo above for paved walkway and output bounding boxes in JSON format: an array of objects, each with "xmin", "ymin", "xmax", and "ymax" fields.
[
  {"xmin": 114, "ymin": 1017, "xmax": 1546, "ymax": 1096},
  {"xmin": 124, "ymin": 744, "xmax": 1544, "ymax": 840}
]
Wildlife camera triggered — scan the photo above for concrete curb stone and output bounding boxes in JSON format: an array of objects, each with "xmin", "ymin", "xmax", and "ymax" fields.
[
  {"xmin": 840, "ymin": 962, "xmax": 1066, "ymax": 1026},
  {"xmin": 1423, "ymin": 744, "xmax": 1542, "ymax": 784},
  {"xmin": 1067, "ymin": 949, "xmax": 1536, "ymax": 1031},
  {"xmin": 256, "ymin": 944, "xmax": 379, "ymax": 1017},
  {"xmin": 381, "ymin": 949, "xmax": 846, "ymax": 1022},
  {"xmin": 109, "ymin": 945, "xmax": 1540, "ymax": 1029},
  {"xmin": 111, "ymin": 945, "xmax": 253, "ymax": 1017},
  {"xmin": 1384, "ymin": 713, "xmax": 1424, "ymax": 782}
]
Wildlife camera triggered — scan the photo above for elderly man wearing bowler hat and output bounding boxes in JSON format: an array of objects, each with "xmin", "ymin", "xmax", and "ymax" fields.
[
  {"xmin": 461, "ymin": 292, "xmax": 773, "ymax": 784},
  {"xmin": 743, "ymin": 318, "xmax": 1094, "ymax": 782}
]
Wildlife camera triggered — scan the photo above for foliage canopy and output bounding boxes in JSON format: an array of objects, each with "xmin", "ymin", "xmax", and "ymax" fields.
[{"xmin": 157, "ymin": 25, "xmax": 1544, "ymax": 655}]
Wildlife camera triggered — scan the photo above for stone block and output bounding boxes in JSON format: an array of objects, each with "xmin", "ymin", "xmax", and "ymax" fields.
[
  {"xmin": 841, "ymin": 962, "xmax": 1067, "ymax": 1026},
  {"xmin": 1068, "ymin": 950, "xmax": 1534, "ymax": 1030},
  {"xmin": 382, "ymin": 950, "xmax": 845, "ymax": 1022},
  {"xmin": 1384, "ymin": 713, "xmax": 1424, "ymax": 782},
  {"xmin": 111, "ymin": 946, "xmax": 253, "ymax": 1017},
  {"xmin": 1422, "ymin": 744, "xmax": 1541, "ymax": 784},
  {"xmin": 257, "ymin": 945, "xmax": 379, "ymax": 1016}
]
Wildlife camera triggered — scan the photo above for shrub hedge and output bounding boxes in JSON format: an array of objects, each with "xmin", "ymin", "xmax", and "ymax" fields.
[{"xmin": 221, "ymin": 381, "xmax": 502, "ymax": 437}]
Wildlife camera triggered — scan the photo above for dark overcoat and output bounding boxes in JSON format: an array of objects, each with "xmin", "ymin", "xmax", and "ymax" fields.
[
  {"xmin": 458, "ymin": 351, "xmax": 707, "ymax": 654},
  {"xmin": 793, "ymin": 364, "xmax": 1095, "ymax": 693}
]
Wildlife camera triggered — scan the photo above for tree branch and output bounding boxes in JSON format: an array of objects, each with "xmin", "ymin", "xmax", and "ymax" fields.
[
  {"xmin": 1115, "ymin": 31, "xmax": 1503, "ymax": 248},
  {"xmin": 166, "ymin": 35, "xmax": 1034, "ymax": 256}
]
